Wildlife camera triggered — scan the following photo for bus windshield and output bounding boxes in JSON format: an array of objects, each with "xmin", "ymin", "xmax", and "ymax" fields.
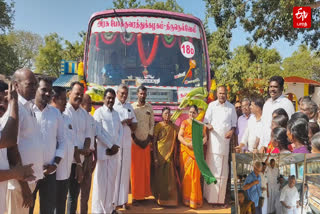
[{"xmin": 86, "ymin": 15, "xmax": 207, "ymax": 102}]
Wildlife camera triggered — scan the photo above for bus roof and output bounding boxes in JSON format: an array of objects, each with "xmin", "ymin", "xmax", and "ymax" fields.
[
  {"xmin": 88, "ymin": 9, "xmax": 204, "ymax": 27},
  {"xmin": 235, "ymin": 153, "xmax": 320, "ymax": 166}
]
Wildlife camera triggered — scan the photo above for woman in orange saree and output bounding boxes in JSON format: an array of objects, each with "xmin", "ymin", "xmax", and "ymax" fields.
[
  {"xmin": 178, "ymin": 105, "xmax": 207, "ymax": 209},
  {"xmin": 152, "ymin": 107, "xmax": 179, "ymax": 206}
]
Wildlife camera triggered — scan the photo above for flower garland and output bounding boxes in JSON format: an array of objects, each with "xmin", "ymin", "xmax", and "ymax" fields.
[
  {"xmin": 101, "ymin": 32, "xmax": 118, "ymax": 45},
  {"xmin": 120, "ymin": 32, "xmax": 136, "ymax": 46},
  {"xmin": 137, "ymin": 33, "xmax": 159, "ymax": 76},
  {"xmin": 178, "ymin": 36, "xmax": 193, "ymax": 47},
  {"xmin": 161, "ymin": 35, "xmax": 176, "ymax": 48}
]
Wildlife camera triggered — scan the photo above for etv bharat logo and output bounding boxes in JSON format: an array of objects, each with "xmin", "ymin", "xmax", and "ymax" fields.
[{"xmin": 293, "ymin": 7, "xmax": 311, "ymax": 28}]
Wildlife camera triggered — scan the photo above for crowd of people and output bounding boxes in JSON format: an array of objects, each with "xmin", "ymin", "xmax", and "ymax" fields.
[
  {"xmin": 1, "ymin": 68, "xmax": 320, "ymax": 214},
  {"xmin": 234, "ymin": 76, "xmax": 320, "ymax": 154},
  {"xmin": 239, "ymin": 155, "xmax": 311, "ymax": 214},
  {"xmin": 0, "ymin": 68, "xmax": 238, "ymax": 214}
]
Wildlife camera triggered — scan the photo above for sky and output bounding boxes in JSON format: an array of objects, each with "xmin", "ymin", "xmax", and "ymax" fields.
[{"xmin": 10, "ymin": 0, "xmax": 302, "ymax": 59}]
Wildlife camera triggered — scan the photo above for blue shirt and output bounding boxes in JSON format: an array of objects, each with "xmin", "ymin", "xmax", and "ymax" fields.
[{"xmin": 244, "ymin": 171, "xmax": 261, "ymax": 207}]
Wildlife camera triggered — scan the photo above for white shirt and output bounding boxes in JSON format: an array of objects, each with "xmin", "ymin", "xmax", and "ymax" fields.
[
  {"xmin": 204, "ymin": 100, "xmax": 237, "ymax": 155},
  {"xmin": 241, "ymin": 115, "xmax": 263, "ymax": 152},
  {"xmin": 0, "ymin": 121, "xmax": 9, "ymax": 213},
  {"xmin": 9, "ymin": 95, "xmax": 44, "ymax": 188},
  {"xmin": 266, "ymin": 166, "xmax": 279, "ymax": 186},
  {"xmin": 261, "ymin": 95, "xmax": 295, "ymax": 147},
  {"xmin": 280, "ymin": 185, "xmax": 299, "ymax": 207},
  {"xmin": 85, "ymin": 110, "xmax": 113, "ymax": 150},
  {"xmin": 33, "ymin": 105, "xmax": 65, "ymax": 166},
  {"xmin": 114, "ymin": 98, "xmax": 137, "ymax": 149},
  {"xmin": 259, "ymin": 172, "xmax": 268, "ymax": 198},
  {"xmin": 64, "ymin": 103, "xmax": 91, "ymax": 163},
  {"xmin": 56, "ymin": 112, "xmax": 76, "ymax": 180},
  {"xmin": 93, "ymin": 105, "xmax": 123, "ymax": 160}
]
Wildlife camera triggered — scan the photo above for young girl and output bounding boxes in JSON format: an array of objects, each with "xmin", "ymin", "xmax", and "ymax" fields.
[
  {"xmin": 266, "ymin": 115, "xmax": 290, "ymax": 153},
  {"xmin": 270, "ymin": 127, "xmax": 291, "ymax": 153},
  {"xmin": 287, "ymin": 118, "xmax": 310, "ymax": 153}
]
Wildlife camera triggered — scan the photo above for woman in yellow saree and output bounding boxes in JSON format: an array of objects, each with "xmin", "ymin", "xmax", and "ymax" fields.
[
  {"xmin": 152, "ymin": 107, "xmax": 179, "ymax": 206},
  {"xmin": 178, "ymin": 105, "xmax": 207, "ymax": 209}
]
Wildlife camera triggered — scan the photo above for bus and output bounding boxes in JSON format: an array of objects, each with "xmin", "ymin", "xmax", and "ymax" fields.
[
  {"xmin": 83, "ymin": 9, "xmax": 211, "ymax": 122},
  {"xmin": 231, "ymin": 153, "xmax": 320, "ymax": 214}
]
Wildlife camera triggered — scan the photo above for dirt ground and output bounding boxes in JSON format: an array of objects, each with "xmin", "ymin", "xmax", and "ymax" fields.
[{"xmin": 31, "ymin": 193, "xmax": 230, "ymax": 214}]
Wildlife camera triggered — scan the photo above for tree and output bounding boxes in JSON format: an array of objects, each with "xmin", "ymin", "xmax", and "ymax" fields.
[
  {"xmin": 282, "ymin": 45, "xmax": 320, "ymax": 80},
  {"xmin": 112, "ymin": 0, "xmax": 184, "ymax": 12},
  {"xmin": 215, "ymin": 44, "xmax": 283, "ymax": 100},
  {"xmin": 6, "ymin": 30, "xmax": 43, "ymax": 69},
  {"xmin": 63, "ymin": 31, "xmax": 86, "ymax": 61},
  {"xmin": 35, "ymin": 33, "xmax": 64, "ymax": 77},
  {"xmin": 112, "ymin": 0, "xmax": 140, "ymax": 9},
  {"xmin": 0, "ymin": 0, "xmax": 14, "ymax": 33},
  {"xmin": 0, "ymin": 35, "xmax": 19, "ymax": 75},
  {"xmin": 205, "ymin": 0, "xmax": 320, "ymax": 49}
]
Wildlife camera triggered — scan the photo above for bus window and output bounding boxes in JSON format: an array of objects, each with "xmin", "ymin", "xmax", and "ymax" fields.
[
  {"xmin": 290, "ymin": 164, "xmax": 296, "ymax": 177},
  {"xmin": 297, "ymin": 163, "xmax": 304, "ymax": 180}
]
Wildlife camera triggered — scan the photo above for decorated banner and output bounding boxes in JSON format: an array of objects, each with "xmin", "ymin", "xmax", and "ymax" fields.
[{"xmin": 91, "ymin": 16, "xmax": 201, "ymax": 39}]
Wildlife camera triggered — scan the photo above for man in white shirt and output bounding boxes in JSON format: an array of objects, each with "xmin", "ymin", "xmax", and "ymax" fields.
[
  {"xmin": 92, "ymin": 88, "xmax": 122, "ymax": 214},
  {"xmin": 29, "ymin": 78, "xmax": 66, "ymax": 214},
  {"xmin": 113, "ymin": 84, "xmax": 137, "ymax": 209},
  {"xmin": 8, "ymin": 68, "xmax": 44, "ymax": 214},
  {"xmin": 0, "ymin": 80, "xmax": 34, "ymax": 214},
  {"xmin": 65, "ymin": 82, "xmax": 91, "ymax": 214},
  {"xmin": 265, "ymin": 154, "xmax": 279, "ymax": 214},
  {"xmin": 50, "ymin": 86, "xmax": 75, "ymax": 214},
  {"xmin": 260, "ymin": 162, "xmax": 268, "ymax": 214},
  {"xmin": 235, "ymin": 97, "xmax": 264, "ymax": 153},
  {"xmin": 280, "ymin": 175, "xmax": 300, "ymax": 214},
  {"xmin": 204, "ymin": 85, "xmax": 237, "ymax": 206},
  {"xmin": 261, "ymin": 76, "xmax": 295, "ymax": 151}
]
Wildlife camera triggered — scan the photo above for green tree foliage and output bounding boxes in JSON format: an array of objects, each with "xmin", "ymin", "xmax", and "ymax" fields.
[
  {"xmin": 216, "ymin": 44, "xmax": 283, "ymax": 100},
  {"xmin": 35, "ymin": 33, "xmax": 64, "ymax": 77},
  {"xmin": 0, "ymin": 0, "xmax": 14, "ymax": 33},
  {"xmin": 0, "ymin": 0, "xmax": 17, "ymax": 75},
  {"xmin": 6, "ymin": 30, "xmax": 43, "ymax": 69},
  {"xmin": 112, "ymin": 0, "xmax": 183, "ymax": 12},
  {"xmin": 206, "ymin": 0, "xmax": 320, "ymax": 49},
  {"xmin": 63, "ymin": 31, "xmax": 86, "ymax": 61},
  {"xmin": 282, "ymin": 45, "xmax": 320, "ymax": 80},
  {"xmin": 112, "ymin": 0, "xmax": 140, "ymax": 9},
  {"xmin": 0, "ymin": 35, "xmax": 19, "ymax": 75}
]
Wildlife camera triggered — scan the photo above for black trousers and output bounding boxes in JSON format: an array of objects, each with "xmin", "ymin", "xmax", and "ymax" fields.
[
  {"xmin": 67, "ymin": 164, "xmax": 80, "ymax": 214},
  {"xmin": 55, "ymin": 179, "xmax": 69, "ymax": 214},
  {"xmin": 29, "ymin": 173, "xmax": 56, "ymax": 214}
]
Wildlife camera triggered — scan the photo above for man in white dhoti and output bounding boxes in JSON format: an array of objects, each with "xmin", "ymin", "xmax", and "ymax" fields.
[
  {"xmin": 92, "ymin": 88, "xmax": 123, "ymax": 214},
  {"xmin": 280, "ymin": 175, "xmax": 300, "ymax": 214},
  {"xmin": 113, "ymin": 84, "xmax": 137, "ymax": 209},
  {"xmin": 260, "ymin": 162, "xmax": 268, "ymax": 214},
  {"xmin": 204, "ymin": 85, "xmax": 237, "ymax": 207},
  {"xmin": 265, "ymin": 154, "xmax": 279, "ymax": 214}
]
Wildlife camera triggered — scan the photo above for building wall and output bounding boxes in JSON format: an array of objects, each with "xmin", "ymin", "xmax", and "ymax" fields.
[{"xmin": 284, "ymin": 83, "xmax": 305, "ymax": 100}]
